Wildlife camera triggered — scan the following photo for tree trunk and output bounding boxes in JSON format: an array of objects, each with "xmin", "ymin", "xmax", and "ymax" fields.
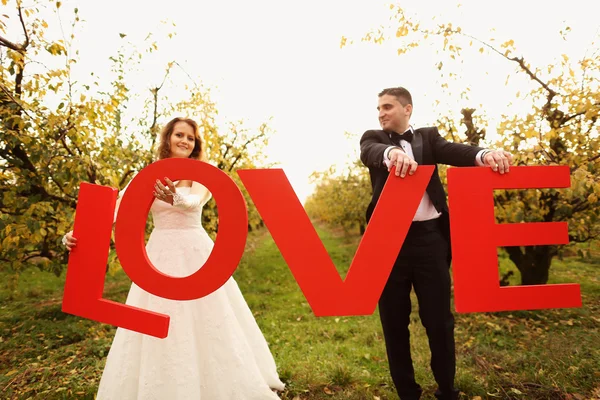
[{"xmin": 504, "ymin": 245, "xmax": 556, "ymax": 285}]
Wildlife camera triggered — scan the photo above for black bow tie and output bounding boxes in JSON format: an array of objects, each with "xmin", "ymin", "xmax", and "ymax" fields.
[{"xmin": 391, "ymin": 130, "xmax": 413, "ymax": 145}]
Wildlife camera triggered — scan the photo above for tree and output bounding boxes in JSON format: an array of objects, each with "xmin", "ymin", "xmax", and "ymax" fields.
[
  {"xmin": 0, "ymin": 0, "xmax": 273, "ymax": 285},
  {"xmin": 0, "ymin": 0, "xmax": 142, "ymax": 278},
  {"xmin": 305, "ymin": 159, "xmax": 372, "ymax": 235},
  {"xmin": 346, "ymin": 4, "xmax": 600, "ymax": 284}
]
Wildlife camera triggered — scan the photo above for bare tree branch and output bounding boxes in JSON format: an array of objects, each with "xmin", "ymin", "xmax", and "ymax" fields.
[
  {"xmin": 449, "ymin": 30, "xmax": 558, "ymax": 99},
  {"xmin": 119, "ymin": 169, "xmax": 135, "ymax": 187},
  {"xmin": 59, "ymin": 137, "xmax": 75, "ymax": 157},
  {"xmin": 145, "ymin": 67, "xmax": 171, "ymax": 163},
  {"xmin": 221, "ymin": 143, "xmax": 232, "ymax": 163},
  {"xmin": 17, "ymin": 1, "xmax": 30, "ymax": 50},
  {"xmin": 0, "ymin": 83, "xmax": 33, "ymax": 119},
  {"xmin": 228, "ymin": 130, "xmax": 268, "ymax": 171},
  {"xmin": 173, "ymin": 61, "xmax": 200, "ymax": 90},
  {"xmin": 460, "ymin": 108, "xmax": 486, "ymax": 146},
  {"xmin": 587, "ymin": 153, "xmax": 600, "ymax": 164},
  {"xmin": 0, "ymin": 1, "xmax": 29, "ymax": 51},
  {"xmin": 48, "ymin": 172, "xmax": 77, "ymax": 200},
  {"xmin": 23, "ymin": 252, "xmax": 43, "ymax": 262},
  {"xmin": 0, "ymin": 35, "xmax": 24, "ymax": 51}
]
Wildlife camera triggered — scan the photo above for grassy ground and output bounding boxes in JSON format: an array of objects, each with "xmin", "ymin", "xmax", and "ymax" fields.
[{"xmin": 1, "ymin": 226, "xmax": 599, "ymax": 399}]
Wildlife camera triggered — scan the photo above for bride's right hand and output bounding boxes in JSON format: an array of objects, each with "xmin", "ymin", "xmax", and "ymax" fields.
[{"xmin": 62, "ymin": 230, "xmax": 77, "ymax": 251}]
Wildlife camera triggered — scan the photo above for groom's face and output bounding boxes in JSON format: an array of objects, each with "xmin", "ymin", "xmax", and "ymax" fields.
[{"xmin": 377, "ymin": 94, "xmax": 412, "ymax": 133}]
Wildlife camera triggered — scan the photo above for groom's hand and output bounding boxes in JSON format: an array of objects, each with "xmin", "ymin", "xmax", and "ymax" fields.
[
  {"xmin": 483, "ymin": 150, "xmax": 513, "ymax": 174},
  {"xmin": 388, "ymin": 148, "xmax": 418, "ymax": 178}
]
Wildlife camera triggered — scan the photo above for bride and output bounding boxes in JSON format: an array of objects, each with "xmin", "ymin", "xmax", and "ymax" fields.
[{"xmin": 63, "ymin": 117, "xmax": 285, "ymax": 399}]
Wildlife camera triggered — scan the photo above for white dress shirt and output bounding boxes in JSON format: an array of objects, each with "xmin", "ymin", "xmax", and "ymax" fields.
[{"xmin": 382, "ymin": 126, "xmax": 488, "ymax": 222}]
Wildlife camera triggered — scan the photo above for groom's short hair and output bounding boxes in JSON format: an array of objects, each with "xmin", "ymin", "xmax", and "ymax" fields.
[{"xmin": 379, "ymin": 87, "xmax": 413, "ymax": 107}]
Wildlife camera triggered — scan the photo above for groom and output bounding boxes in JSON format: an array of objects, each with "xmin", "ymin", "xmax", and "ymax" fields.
[{"xmin": 360, "ymin": 87, "xmax": 512, "ymax": 400}]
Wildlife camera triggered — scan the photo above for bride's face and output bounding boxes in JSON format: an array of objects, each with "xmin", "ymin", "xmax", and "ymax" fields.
[{"xmin": 169, "ymin": 122, "xmax": 196, "ymax": 158}]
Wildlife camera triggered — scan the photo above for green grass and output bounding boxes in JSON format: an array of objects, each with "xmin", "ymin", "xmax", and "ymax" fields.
[
  {"xmin": 1, "ymin": 227, "xmax": 599, "ymax": 399},
  {"xmin": 236, "ymin": 226, "xmax": 398, "ymax": 399}
]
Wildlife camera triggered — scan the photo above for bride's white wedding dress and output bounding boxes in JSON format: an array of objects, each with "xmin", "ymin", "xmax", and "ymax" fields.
[{"xmin": 96, "ymin": 186, "xmax": 284, "ymax": 399}]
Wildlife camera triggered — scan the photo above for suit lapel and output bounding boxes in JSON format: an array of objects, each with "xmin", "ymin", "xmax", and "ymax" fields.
[{"xmin": 412, "ymin": 129, "xmax": 423, "ymax": 165}]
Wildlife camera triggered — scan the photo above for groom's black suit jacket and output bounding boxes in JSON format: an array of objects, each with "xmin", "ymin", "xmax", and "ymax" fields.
[{"xmin": 360, "ymin": 127, "xmax": 483, "ymax": 248}]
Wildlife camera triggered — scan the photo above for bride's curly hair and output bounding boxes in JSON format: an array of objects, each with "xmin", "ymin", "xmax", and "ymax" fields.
[{"xmin": 156, "ymin": 117, "xmax": 207, "ymax": 161}]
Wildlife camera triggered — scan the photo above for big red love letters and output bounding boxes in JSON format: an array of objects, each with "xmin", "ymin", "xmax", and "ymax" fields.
[{"xmin": 62, "ymin": 159, "xmax": 581, "ymax": 338}]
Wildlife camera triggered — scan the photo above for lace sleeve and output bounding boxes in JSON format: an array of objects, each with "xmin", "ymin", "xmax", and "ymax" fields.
[
  {"xmin": 172, "ymin": 183, "xmax": 211, "ymax": 210},
  {"xmin": 172, "ymin": 193, "xmax": 202, "ymax": 210}
]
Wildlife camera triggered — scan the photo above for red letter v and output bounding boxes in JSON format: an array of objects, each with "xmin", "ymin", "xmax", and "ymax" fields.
[{"xmin": 238, "ymin": 166, "xmax": 434, "ymax": 316}]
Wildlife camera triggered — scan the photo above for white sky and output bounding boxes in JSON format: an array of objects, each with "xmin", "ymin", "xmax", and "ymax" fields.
[{"xmin": 5, "ymin": 0, "xmax": 600, "ymax": 202}]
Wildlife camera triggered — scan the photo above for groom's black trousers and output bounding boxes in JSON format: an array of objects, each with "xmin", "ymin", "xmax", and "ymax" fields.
[{"xmin": 377, "ymin": 218, "xmax": 457, "ymax": 400}]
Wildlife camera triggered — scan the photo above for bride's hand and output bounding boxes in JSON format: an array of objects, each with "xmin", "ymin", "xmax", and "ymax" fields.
[
  {"xmin": 62, "ymin": 230, "xmax": 77, "ymax": 252},
  {"xmin": 154, "ymin": 178, "xmax": 177, "ymax": 205}
]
